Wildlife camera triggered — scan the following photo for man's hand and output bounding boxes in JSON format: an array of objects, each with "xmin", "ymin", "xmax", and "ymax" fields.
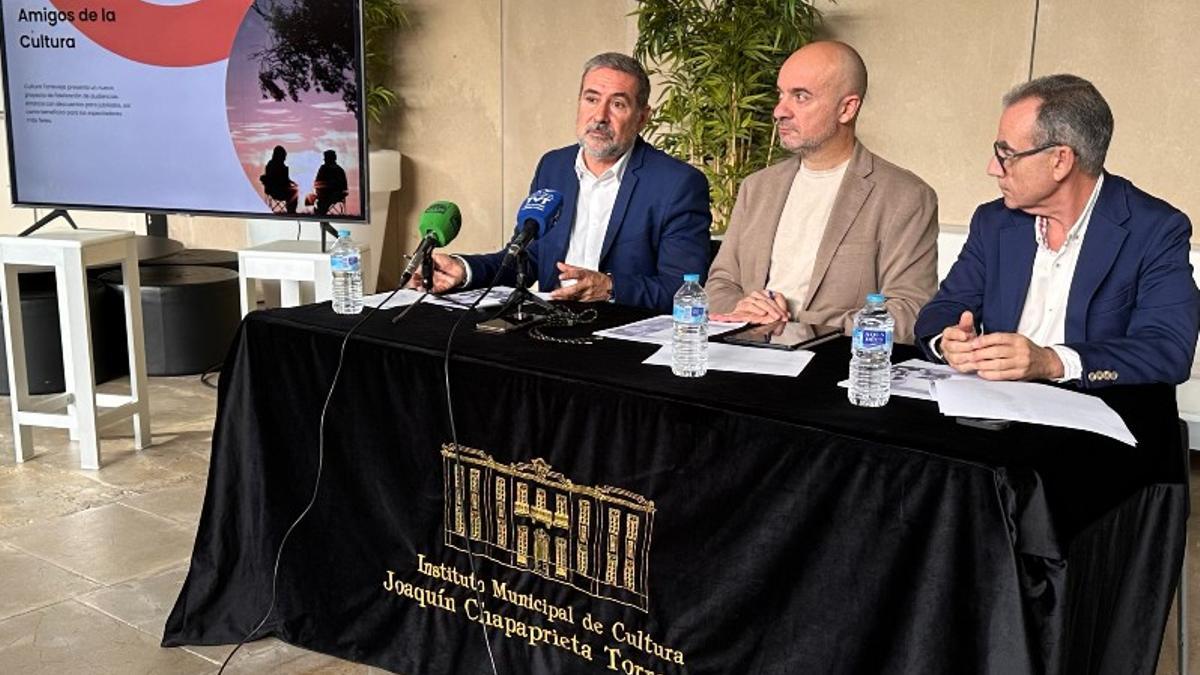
[
  {"xmin": 550, "ymin": 262, "xmax": 612, "ymax": 302},
  {"xmin": 969, "ymin": 332, "xmax": 1064, "ymax": 381},
  {"xmin": 407, "ymin": 252, "xmax": 466, "ymax": 294},
  {"xmin": 711, "ymin": 290, "xmax": 789, "ymax": 324},
  {"xmin": 940, "ymin": 311, "xmax": 979, "ymax": 372}
]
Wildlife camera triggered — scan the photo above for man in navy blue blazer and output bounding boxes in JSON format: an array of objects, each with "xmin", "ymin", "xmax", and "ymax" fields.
[
  {"xmin": 416, "ymin": 53, "xmax": 711, "ymax": 312},
  {"xmin": 916, "ymin": 75, "xmax": 1199, "ymax": 386}
]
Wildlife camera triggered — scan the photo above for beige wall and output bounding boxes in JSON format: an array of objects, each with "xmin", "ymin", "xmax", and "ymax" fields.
[
  {"xmin": 816, "ymin": 0, "xmax": 1200, "ymax": 235},
  {"xmin": 1034, "ymin": 0, "xmax": 1200, "ymax": 232},
  {"xmin": 384, "ymin": 0, "xmax": 501, "ymax": 287},
  {"xmin": 815, "ymin": 0, "xmax": 1034, "ymax": 227}
]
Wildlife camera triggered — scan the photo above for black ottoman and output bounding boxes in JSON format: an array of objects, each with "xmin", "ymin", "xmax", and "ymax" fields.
[
  {"xmin": 99, "ymin": 265, "xmax": 241, "ymax": 376},
  {"xmin": 142, "ymin": 248, "xmax": 239, "ymax": 272},
  {"xmin": 88, "ymin": 235, "xmax": 186, "ymax": 279},
  {"xmin": 0, "ymin": 272, "xmax": 129, "ymax": 394}
]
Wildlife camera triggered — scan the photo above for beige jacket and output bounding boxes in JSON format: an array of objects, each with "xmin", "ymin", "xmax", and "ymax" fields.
[{"xmin": 706, "ymin": 142, "xmax": 938, "ymax": 343}]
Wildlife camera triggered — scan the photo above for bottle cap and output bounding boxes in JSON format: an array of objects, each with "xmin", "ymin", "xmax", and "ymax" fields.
[
  {"xmin": 338, "ymin": 229, "xmax": 350, "ymax": 238},
  {"xmin": 683, "ymin": 273, "xmax": 700, "ymax": 283},
  {"xmin": 867, "ymin": 292, "xmax": 885, "ymax": 303}
]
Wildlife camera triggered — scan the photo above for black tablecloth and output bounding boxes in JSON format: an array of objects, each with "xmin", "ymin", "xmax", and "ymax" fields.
[{"xmin": 163, "ymin": 301, "xmax": 1188, "ymax": 674}]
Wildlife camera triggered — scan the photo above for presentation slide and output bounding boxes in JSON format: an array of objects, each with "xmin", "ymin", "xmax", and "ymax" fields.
[{"xmin": 0, "ymin": 0, "xmax": 367, "ymax": 221}]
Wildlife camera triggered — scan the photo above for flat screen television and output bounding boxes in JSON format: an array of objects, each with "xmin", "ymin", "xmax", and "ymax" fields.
[{"xmin": 0, "ymin": 0, "xmax": 368, "ymax": 223}]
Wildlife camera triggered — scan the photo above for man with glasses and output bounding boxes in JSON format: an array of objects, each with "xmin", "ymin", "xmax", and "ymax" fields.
[
  {"xmin": 915, "ymin": 74, "xmax": 1199, "ymax": 386},
  {"xmin": 706, "ymin": 41, "xmax": 939, "ymax": 344}
]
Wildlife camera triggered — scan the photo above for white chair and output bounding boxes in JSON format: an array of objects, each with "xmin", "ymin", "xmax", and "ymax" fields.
[
  {"xmin": 237, "ymin": 239, "xmax": 371, "ymax": 316},
  {"xmin": 0, "ymin": 230, "xmax": 151, "ymax": 470}
]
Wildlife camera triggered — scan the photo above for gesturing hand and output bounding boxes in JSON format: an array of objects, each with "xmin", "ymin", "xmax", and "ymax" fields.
[
  {"xmin": 940, "ymin": 310, "xmax": 978, "ymax": 373},
  {"xmin": 549, "ymin": 262, "xmax": 612, "ymax": 302}
]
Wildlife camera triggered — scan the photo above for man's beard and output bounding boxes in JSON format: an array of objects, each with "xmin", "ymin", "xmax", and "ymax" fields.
[
  {"xmin": 578, "ymin": 122, "xmax": 628, "ymax": 160},
  {"xmin": 779, "ymin": 122, "xmax": 837, "ymax": 156}
]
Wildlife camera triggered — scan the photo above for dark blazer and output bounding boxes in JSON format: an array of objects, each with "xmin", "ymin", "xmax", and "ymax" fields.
[
  {"xmin": 915, "ymin": 173, "xmax": 1200, "ymax": 387},
  {"xmin": 461, "ymin": 136, "xmax": 712, "ymax": 312}
]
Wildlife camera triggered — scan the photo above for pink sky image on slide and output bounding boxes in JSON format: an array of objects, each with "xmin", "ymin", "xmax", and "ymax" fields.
[{"xmin": 225, "ymin": 3, "xmax": 363, "ymax": 216}]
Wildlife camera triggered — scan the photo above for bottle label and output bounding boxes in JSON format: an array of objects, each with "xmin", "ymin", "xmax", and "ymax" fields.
[
  {"xmin": 331, "ymin": 254, "xmax": 360, "ymax": 273},
  {"xmin": 853, "ymin": 327, "xmax": 892, "ymax": 350},
  {"xmin": 673, "ymin": 305, "xmax": 706, "ymax": 324}
]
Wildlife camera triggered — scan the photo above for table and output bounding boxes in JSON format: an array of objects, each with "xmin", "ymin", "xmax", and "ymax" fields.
[{"xmin": 162, "ymin": 301, "xmax": 1188, "ymax": 674}]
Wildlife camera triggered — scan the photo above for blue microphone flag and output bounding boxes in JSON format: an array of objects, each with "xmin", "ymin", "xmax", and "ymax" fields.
[{"xmin": 514, "ymin": 188, "xmax": 564, "ymax": 239}]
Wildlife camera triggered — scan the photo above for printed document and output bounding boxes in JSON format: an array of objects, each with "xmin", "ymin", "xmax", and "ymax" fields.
[
  {"xmin": 932, "ymin": 379, "xmax": 1136, "ymax": 446},
  {"xmin": 595, "ymin": 315, "xmax": 745, "ymax": 345},
  {"xmin": 643, "ymin": 343, "xmax": 815, "ymax": 377},
  {"xmin": 364, "ymin": 287, "xmax": 534, "ymax": 311}
]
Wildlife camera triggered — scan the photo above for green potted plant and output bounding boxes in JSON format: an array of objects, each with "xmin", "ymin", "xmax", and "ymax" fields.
[
  {"xmin": 362, "ymin": 0, "xmax": 408, "ymax": 131},
  {"xmin": 634, "ymin": 0, "xmax": 823, "ymax": 234}
]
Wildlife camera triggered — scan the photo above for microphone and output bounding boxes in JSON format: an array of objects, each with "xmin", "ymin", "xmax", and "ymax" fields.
[
  {"xmin": 399, "ymin": 201, "xmax": 461, "ymax": 287},
  {"xmin": 505, "ymin": 189, "xmax": 563, "ymax": 258}
]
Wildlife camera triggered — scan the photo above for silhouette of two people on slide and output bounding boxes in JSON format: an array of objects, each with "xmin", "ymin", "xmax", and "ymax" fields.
[{"xmin": 260, "ymin": 146, "xmax": 348, "ymax": 215}]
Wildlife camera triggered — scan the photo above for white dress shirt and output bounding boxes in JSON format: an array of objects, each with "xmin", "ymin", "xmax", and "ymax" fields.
[
  {"xmin": 1016, "ymin": 174, "xmax": 1104, "ymax": 382},
  {"xmin": 560, "ymin": 147, "xmax": 632, "ymax": 283}
]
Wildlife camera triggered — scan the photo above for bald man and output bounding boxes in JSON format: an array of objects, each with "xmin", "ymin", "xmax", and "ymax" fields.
[{"xmin": 707, "ymin": 41, "xmax": 938, "ymax": 343}]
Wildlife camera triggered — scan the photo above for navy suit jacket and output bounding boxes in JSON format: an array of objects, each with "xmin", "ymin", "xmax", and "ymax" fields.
[
  {"xmin": 461, "ymin": 137, "xmax": 711, "ymax": 312},
  {"xmin": 915, "ymin": 173, "xmax": 1199, "ymax": 387}
]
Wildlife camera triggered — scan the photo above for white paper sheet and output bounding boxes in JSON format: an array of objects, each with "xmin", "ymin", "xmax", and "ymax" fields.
[
  {"xmin": 643, "ymin": 342, "xmax": 815, "ymax": 377},
  {"xmin": 932, "ymin": 379, "xmax": 1136, "ymax": 446},
  {"xmin": 836, "ymin": 358, "xmax": 974, "ymax": 401},
  {"xmin": 594, "ymin": 315, "xmax": 746, "ymax": 345},
  {"xmin": 364, "ymin": 286, "xmax": 523, "ymax": 311}
]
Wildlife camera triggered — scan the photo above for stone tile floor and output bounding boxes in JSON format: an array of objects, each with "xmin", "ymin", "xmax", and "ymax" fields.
[
  {"xmin": 0, "ymin": 374, "xmax": 1195, "ymax": 674},
  {"xmin": 0, "ymin": 375, "xmax": 383, "ymax": 674}
]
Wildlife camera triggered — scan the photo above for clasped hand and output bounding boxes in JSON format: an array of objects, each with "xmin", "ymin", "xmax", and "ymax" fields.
[
  {"xmin": 710, "ymin": 289, "xmax": 789, "ymax": 324},
  {"xmin": 940, "ymin": 310, "xmax": 1063, "ymax": 381}
]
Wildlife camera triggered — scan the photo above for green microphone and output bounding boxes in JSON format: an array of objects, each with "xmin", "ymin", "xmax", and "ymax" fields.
[{"xmin": 400, "ymin": 201, "xmax": 461, "ymax": 287}]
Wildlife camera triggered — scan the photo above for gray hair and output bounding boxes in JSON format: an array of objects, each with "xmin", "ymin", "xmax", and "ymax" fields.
[
  {"xmin": 1002, "ymin": 74, "xmax": 1113, "ymax": 176},
  {"xmin": 580, "ymin": 52, "xmax": 651, "ymax": 109}
]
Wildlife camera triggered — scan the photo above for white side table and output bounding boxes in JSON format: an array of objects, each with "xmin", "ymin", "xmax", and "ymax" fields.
[
  {"xmin": 0, "ymin": 229, "xmax": 152, "ymax": 469},
  {"xmin": 237, "ymin": 239, "xmax": 371, "ymax": 316}
]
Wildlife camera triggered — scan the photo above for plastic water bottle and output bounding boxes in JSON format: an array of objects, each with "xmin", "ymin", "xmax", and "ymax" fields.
[
  {"xmin": 848, "ymin": 293, "xmax": 894, "ymax": 407},
  {"xmin": 330, "ymin": 229, "xmax": 363, "ymax": 315},
  {"xmin": 672, "ymin": 273, "xmax": 708, "ymax": 377}
]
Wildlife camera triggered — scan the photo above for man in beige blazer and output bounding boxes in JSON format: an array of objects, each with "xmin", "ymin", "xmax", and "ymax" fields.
[{"xmin": 707, "ymin": 41, "xmax": 938, "ymax": 344}]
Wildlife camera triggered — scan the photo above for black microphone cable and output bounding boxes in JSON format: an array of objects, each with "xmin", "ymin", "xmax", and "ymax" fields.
[
  {"xmin": 440, "ymin": 259, "xmax": 529, "ymax": 675},
  {"xmin": 217, "ymin": 284, "xmax": 429, "ymax": 674}
]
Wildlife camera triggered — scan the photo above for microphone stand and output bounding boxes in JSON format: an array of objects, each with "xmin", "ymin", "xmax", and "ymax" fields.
[
  {"xmin": 483, "ymin": 248, "xmax": 556, "ymax": 325},
  {"xmin": 422, "ymin": 247, "xmax": 435, "ymax": 292},
  {"xmin": 511, "ymin": 249, "xmax": 535, "ymax": 321}
]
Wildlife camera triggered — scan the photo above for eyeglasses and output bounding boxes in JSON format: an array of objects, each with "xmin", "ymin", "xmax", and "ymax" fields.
[{"xmin": 992, "ymin": 141, "xmax": 1059, "ymax": 175}]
